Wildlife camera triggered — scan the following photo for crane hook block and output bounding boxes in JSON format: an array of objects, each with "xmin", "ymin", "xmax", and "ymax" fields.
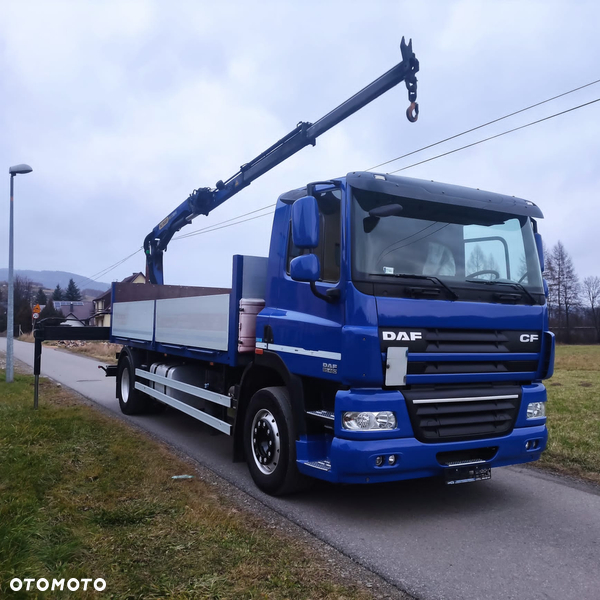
[{"xmin": 406, "ymin": 101, "xmax": 419, "ymax": 123}]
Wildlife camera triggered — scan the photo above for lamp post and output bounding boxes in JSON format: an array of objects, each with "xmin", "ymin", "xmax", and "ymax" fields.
[{"xmin": 6, "ymin": 164, "xmax": 33, "ymax": 383}]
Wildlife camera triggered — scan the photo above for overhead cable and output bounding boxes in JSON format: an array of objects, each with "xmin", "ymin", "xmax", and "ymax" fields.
[
  {"xmin": 366, "ymin": 78, "xmax": 600, "ymax": 172},
  {"xmin": 388, "ymin": 96, "xmax": 600, "ymax": 174}
]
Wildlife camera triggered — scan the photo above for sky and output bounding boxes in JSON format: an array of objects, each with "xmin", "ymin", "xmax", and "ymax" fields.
[{"xmin": 1, "ymin": 0, "xmax": 599, "ymax": 290}]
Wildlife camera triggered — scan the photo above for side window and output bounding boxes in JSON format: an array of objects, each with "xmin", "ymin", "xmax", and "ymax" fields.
[
  {"xmin": 286, "ymin": 190, "xmax": 341, "ymax": 283},
  {"xmin": 464, "ymin": 238, "xmax": 508, "ymax": 279},
  {"xmin": 464, "ymin": 219, "xmax": 524, "ymax": 281}
]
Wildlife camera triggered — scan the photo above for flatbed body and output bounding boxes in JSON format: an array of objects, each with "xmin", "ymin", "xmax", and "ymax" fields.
[{"xmin": 110, "ymin": 255, "xmax": 267, "ymax": 367}]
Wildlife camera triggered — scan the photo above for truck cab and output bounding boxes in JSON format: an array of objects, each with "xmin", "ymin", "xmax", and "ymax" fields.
[{"xmin": 250, "ymin": 171, "xmax": 552, "ymax": 487}]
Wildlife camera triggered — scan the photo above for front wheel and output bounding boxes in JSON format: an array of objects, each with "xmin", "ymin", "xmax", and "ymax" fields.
[{"xmin": 244, "ymin": 386, "xmax": 311, "ymax": 495}]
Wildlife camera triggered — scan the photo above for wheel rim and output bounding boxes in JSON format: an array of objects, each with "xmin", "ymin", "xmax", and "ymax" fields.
[
  {"xmin": 121, "ymin": 366, "xmax": 130, "ymax": 403},
  {"xmin": 251, "ymin": 408, "xmax": 281, "ymax": 475}
]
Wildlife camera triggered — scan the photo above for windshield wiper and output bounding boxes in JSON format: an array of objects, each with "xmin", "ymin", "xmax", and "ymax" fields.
[
  {"xmin": 380, "ymin": 272, "xmax": 459, "ymax": 300},
  {"xmin": 465, "ymin": 279, "xmax": 538, "ymax": 304}
]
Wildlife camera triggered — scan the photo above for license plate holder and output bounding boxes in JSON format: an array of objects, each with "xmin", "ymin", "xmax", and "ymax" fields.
[{"xmin": 444, "ymin": 463, "xmax": 491, "ymax": 485}]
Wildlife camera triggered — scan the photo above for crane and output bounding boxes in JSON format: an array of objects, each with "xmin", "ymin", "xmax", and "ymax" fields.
[{"xmin": 144, "ymin": 37, "xmax": 420, "ymax": 285}]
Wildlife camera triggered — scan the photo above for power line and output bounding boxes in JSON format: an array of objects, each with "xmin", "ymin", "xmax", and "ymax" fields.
[
  {"xmin": 172, "ymin": 210, "xmax": 275, "ymax": 242},
  {"xmin": 388, "ymin": 96, "xmax": 600, "ymax": 174},
  {"xmin": 75, "ymin": 208, "xmax": 275, "ymax": 289},
  {"xmin": 74, "ymin": 248, "xmax": 143, "ymax": 290},
  {"xmin": 86, "ymin": 249, "xmax": 141, "ymax": 281},
  {"xmin": 366, "ymin": 78, "xmax": 600, "ymax": 172},
  {"xmin": 174, "ymin": 202, "xmax": 276, "ymax": 240}
]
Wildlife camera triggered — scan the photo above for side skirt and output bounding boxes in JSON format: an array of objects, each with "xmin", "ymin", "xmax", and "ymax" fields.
[{"xmin": 135, "ymin": 369, "xmax": 232, "ymax": 435}]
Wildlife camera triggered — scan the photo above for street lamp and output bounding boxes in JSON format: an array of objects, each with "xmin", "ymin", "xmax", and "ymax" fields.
[{"xmin": 6, "ymin": 164, "xmax": 33, "ymax": 383}]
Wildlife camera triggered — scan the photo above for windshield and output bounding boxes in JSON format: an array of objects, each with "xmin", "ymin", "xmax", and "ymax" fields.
[{"xmin": 352, "ymin": 188, "xmax": 544, "ymax": 300}]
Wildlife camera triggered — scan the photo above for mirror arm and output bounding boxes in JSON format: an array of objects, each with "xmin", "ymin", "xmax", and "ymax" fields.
[{"xmin": 310, "ymin": 282, "xmax": 341, "ymax": 303}]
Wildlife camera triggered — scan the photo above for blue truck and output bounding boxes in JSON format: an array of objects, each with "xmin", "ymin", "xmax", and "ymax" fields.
[{"xmin": 108, "ymin": 39, "xmax": 554, "ymax": 495}]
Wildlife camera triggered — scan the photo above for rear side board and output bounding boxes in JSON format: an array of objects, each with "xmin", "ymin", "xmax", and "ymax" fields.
[{"xmin": 110, "ymin": 254, "xmax": 267, "ymax": 366}]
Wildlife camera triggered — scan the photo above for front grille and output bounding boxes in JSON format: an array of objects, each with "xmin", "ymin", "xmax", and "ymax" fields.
[
  {"xmin": 380, "ymin": 327, "xmax": 542, "ymax": 354},
  {"xmin": 403, "ymin": 385, "xmax": 521, "ymax": 443},
  {"xmin": 380, "ymin": 327, "xmax": 542, "ymax": 383},
  {"xmin": 423, "ymin": 330, "xmax": 514, "ymax": 353},
  {"xmin": 408, "ymin": 360, "xmax": 538, "ymax": 375}
]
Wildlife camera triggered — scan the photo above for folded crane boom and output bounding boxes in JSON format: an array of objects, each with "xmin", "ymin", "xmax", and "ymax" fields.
[{"xmin": 143, "ymin": 37, "xmax": 419, "ymax": 285}]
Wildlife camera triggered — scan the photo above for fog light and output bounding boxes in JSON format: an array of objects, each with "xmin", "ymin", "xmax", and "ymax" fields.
[
  {"xmin": 388, "ymin": 455, "xmax": 396, "ymax": 465},
  {"xmin": 525, "ymin": 441, "xmax": 532, "ymax": 450},
  {"xmin": 375, "ymin": 456, "xmax": 384, "ymax": 466},
  {"xmin": 527, "ymin": 402, "xmax": 546, "ymax": 419},
  {"xmin": 342, "ymin": 411, "xmax": 397, "ymax": 431}
]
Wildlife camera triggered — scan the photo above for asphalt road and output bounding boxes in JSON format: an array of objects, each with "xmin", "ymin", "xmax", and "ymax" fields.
[{"xmin": 3, "ymin": 338, "xmax": 600, "ymax": 600}]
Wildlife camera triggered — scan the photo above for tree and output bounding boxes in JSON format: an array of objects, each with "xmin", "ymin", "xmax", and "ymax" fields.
[
  {"xmin": 583, "ymin": 276, "xmax": 600, "ymax": 343},
  {"xmin": 38, "ymin": 300, "xmax": 65, "ymax": 327},
  {"xmin": 467, "ymin": 244, "xmax": 500, "ymax": 279},
  {"xmin": 52, "ymin": 284, "xmax": 63, "ymax": 301},
  {"xmin": 546, "ymin": 241, "xmax": 580, "ymax": 343},
  {"xmin": 35, "ymin": 287, "xmax": 47, "ymax": 305},
  {"xmin": 13, "ymin": 276, "xmax": 34, "ymax": 335},
  {"xmin": 64, "ymin": 278, "xmax": 82, "ymax": 301}
]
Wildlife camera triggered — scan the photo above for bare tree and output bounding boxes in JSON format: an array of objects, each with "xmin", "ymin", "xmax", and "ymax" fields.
[
  {"xmin": 546, "ymin": 241, "xmax": 580, "ymax": 343},
  {"xmin": 467, "ymin": 244, "xmax": 488, "ymax": 274},
  {"xmin": 583, "ymin": 276, "xmax": 600, "ymax": 343},
  {"xmin": 467, "ymin": 244, "xmax": 500, "ymax": 279}
]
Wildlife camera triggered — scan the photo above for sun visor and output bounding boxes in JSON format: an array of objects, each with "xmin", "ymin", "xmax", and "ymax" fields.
[{"xmin": 347, "ymin": 172, "xmax": 544, "ymax": 219}]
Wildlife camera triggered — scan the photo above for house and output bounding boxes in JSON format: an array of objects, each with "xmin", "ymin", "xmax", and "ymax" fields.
[
  {"xmin": 53, "ymin": 301, "xmax": 94, "ymax": 326},
  {"xmin": 92, "ymin": 272, "xmax": 146, "ymax": 327}
]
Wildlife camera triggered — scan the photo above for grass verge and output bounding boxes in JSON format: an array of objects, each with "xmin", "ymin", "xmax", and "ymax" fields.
[
  {"xmin": 17, "ymin": 335, "xmax": 120, "ymax": 364},
  {"xmin": 0, "ymin": 374, "xmax": 371, "ymax": 599},
  {"xmin": 538, "ymin": 345, "xmax": 600, "ymax": 484}
]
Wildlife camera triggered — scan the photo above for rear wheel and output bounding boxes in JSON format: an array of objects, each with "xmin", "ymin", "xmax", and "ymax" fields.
[
  {"xmin": 117, "ymin": 350, "xmax": 148, "ymax": 415},
  {"xmin": 244, "ymin": 386, "xmax": 311, "ymax": 495}
]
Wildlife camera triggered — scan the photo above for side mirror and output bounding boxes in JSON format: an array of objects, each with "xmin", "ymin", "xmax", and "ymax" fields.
[
  {"xmin": 534, "ymin": 232, "xmax": 544, "ymax": 272},
  {"xmin": 543, "ymin": 279, "xmax": 549, "ymax": 298},
  {"xmin": 292, "ymin": 195, "xmax": 319, "ymax": 249},
  {"xmin": 290, "ymin": 254, "xmax": 320, "ymax": 282}
]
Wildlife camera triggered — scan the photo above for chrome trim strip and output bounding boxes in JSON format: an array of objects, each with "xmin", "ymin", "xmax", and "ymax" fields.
[
  {"xmin": 266, "ymin": 343, "xmax": 341, "ymax": 361},
  {"xmin": 412, "ymin": 394, "xmax": 519, "ymax": 405},
  {"xmin": 444, "ymin": 459, "xmax": 488, "ymax": 467}
]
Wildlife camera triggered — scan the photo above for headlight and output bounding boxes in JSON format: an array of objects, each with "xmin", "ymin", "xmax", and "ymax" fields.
[
  {"xmin": 342, "ymin": 411, "xmax": 397, "ymax": 430},
  {"xmin": 527, "ymin": 402, "xmax": 546, "ymax": 419}
]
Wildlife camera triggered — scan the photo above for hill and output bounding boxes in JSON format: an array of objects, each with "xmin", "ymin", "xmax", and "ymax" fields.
[{"xmin": 0, "ymin": 269, "xmax": 110, "ymax": 293}]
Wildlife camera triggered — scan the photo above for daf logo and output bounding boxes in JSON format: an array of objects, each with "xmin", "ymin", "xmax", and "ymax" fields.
[
  {"xmin": 382, "ymin": 331, "xmax": 422, "ymax": 341},
  {"xmin": 520, "ymin": 334, "xmax": 539, "ymax": 343}
]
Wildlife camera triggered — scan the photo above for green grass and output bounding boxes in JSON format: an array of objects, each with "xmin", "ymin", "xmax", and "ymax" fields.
[
  {"xmin": 0, "ymin": 374, "xmax": 370, "ymax": 600},
  {"xmin": 538, "ymin": 345, "xmax": 600, "ymax": 483}
]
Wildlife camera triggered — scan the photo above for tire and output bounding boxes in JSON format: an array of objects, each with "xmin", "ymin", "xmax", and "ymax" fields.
[
  {"xmin": 117, "ymin": 350, "xmax": 148, "ymax": 415},
  {"xmin": 244, "ymin": 386, "xmax": 312, "ymax": 496}
]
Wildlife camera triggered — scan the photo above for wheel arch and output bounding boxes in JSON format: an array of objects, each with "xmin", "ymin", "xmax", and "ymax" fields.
[{"xmin": 232, "ymin": 351, "xmax": 306, "ymax": 461}]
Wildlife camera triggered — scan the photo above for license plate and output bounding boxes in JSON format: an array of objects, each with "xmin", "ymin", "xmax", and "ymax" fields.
[{"xmin": 444, "ymin": 463, "xmax": 491, "ymax": 485}]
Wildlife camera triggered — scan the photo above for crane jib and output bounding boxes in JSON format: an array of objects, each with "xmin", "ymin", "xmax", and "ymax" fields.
[{"xmin": 144, "ymin": 37, "xmax": 419, "ymax": 285}]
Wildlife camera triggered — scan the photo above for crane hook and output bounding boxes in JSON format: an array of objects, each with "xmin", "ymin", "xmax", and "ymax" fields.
[{"xmin": 406, "ymin": 102, "xmax": 419, "ymax": 123}]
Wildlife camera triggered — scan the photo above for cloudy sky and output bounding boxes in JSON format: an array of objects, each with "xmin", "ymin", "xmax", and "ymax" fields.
[{"xmin": 1, "ymin": 0, "xmax": 599, "ymax": 290}]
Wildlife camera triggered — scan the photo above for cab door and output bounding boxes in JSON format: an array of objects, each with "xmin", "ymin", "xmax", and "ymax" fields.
[{"xmin": 267, "ymin": 188, "xmax": 345, "ymax": 381}]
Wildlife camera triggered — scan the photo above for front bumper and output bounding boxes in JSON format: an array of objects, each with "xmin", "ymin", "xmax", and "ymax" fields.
[
  {"xmin": 296, "ymin": 384, "xmax": 548, "ymax": 484},
  {"xmin": 298, "ymin": 425, "xmax": 547, "ymax": 483}
]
